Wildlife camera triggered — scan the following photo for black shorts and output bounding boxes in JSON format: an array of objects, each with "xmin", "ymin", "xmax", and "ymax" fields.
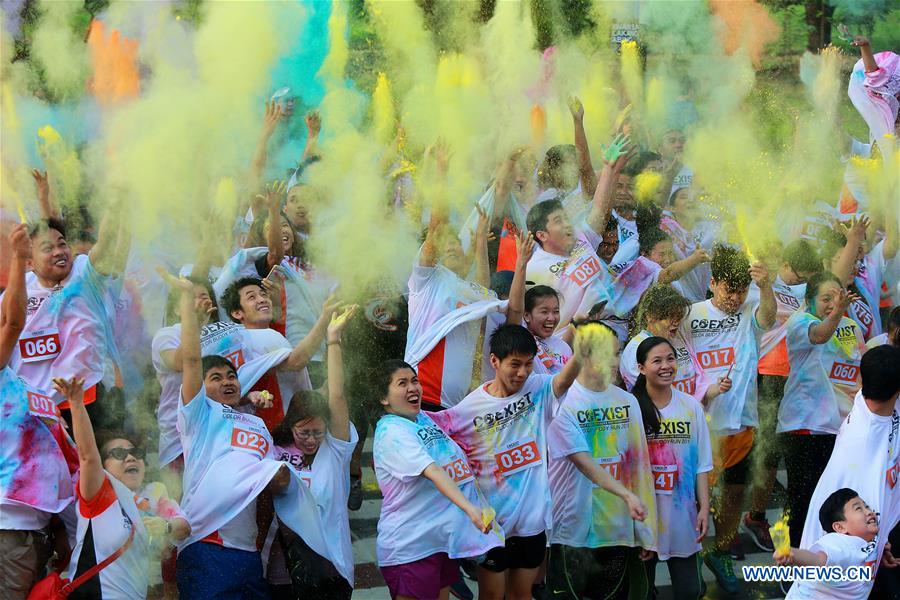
[
  {"xmin": 722, "ymin": 445, "xmax": 753, "ymax": 485},
  {"xmin": 480, "ymin": 532, "xmax": 547, "ymax": 572}
]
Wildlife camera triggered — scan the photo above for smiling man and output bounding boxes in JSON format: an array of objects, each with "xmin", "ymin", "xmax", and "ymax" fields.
[
  {"xmin": 219, "ymin": 277, "xmax": 337, "ymax": 430},
  {"xmin": 4, "ymin": 212, "xmax": 129, "ymax": 428}
]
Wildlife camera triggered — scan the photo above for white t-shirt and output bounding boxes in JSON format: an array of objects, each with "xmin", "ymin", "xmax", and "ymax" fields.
[
  {"xmin": 272, "ymin": 425, "xmax": 358, "ymax": 586},
  {"xmin": 67, "ymin": 474, "xmax": 151, "ymax": 600},
  {"xmin": 151, "ymin": 325, "xmax": 183, "ymax": 468},
  {"xmin": 648, "ymin": 390, "xmax": 713, "ymax": 559},
  {"xmin": 407, "ymin": 262, "xmax": 496, "ymax": 408},
  {"xmin": 547, "ymin": 381, "xmax": 657, "ymax": 549},
  {"xmin": 852, "ymin": 240, "xmax": 896, "ymax": 341},
  {"xmin": 787, "ymin": 533, "xmax": 877, "ymax": 599},
  {"xmin": 7, "ymin": 254, "xmax": 117, "ymax": 401},
  {"xmin": 605, "ymin": 257, "xmax": 661, "ymax": 326},
  {"xmin": 526, "ymin": 223, "xmax": 613, "ymax": 328},
  {"xmin": 620, "ymin": 330, "xmax": 707, "ymax": 402},
  {"xmin": 680, "ymin": 298, "xmax": 765, "ymax": 434},
  {"xmin": 609, "ymin": 209, "xmax": 639, "ymax": 273},
  {"xmin": 533, "ymin": 333, "xmax": 572, "ymax": 375},
  {"xmin": 430, "ymin": 374, "xmax": 558, "ymax": 538},
  {"xmin": 373, "ymin": 412, "xmax": 503, "ymax": 566},
  {"xmin": 778, "ymin": 313, "xmax": 864, "ymax": 434},
  {"xmin": 0, "ymin": 367, "xmax": 75, "ymax": 530},
  {"xmin": 178, "ymin": 388, "xmax": 276, "ymax": 552},
  {"xmin": 659, "ymin": 213, "xmax": 716, "ymax": 303}
]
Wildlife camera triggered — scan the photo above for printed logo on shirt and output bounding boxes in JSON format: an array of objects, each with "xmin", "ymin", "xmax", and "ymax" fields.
[
  {"xmin": 472, "ymin": 392, "xmax": 536, "ymax": 433},
  {"xmin": 690, "ymin": 314, "xmax": 741, "ymax": 334},
  {"xmin": 201, "ymin": 321, "xmax": 244, "ymax": 347},
  {"xmin": 657, "ymin": 419, "xmax": 692, "ymax": 444},
  {"xmin": 549, "ymin": 239, "xmax": 590, "ymax": 276},
  {"xmin": 417, "ymin": 424, "xmax": 450, "ymax": 446},
  {"xmin": 576, "ymin": 405, "xmax": 631, "ymax": 431},
  {"xmin": 26, "ymin": 296, "xmax": 46, "ymax": 317}
]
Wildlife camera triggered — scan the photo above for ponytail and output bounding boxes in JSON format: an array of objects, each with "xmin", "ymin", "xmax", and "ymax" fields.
[
  {"xmin": 632, "ymin": 335, "xmax": 677, "ymax": 438},
  {"xmin": 632, "ymin": 373, "xmax": 662, "ymax": 438}
]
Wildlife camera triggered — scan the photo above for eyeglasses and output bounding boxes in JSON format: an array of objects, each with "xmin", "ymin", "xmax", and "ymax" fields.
[
  {"xmin": 292, "ymin": 429, "xmax": 326, "ymax": 440},
  {"xmin": 105, "ymin": 447, "xmax": 146, "ymax": 461}
]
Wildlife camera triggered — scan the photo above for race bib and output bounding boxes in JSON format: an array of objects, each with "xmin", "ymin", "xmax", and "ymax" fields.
[
  {"xmin": 829, "ymin": 362, "xmax": 859, "ymax": 385},
  {"xmin": 28, "ymin": 390, "xmax": 60, "ymax": 420},
  {"xmin": 230, "ymin": 425, "xmax": 270, "ymax": 459},
  {"xmin": 595, "ymin": 454, "xmax": 623, "ymax": 483},
  {"xmin": 697, "ymin": 347, "xmax": 734, "ymax": 370},
  {"xmin": 887, "ymin": 459, "xmax": 900, "ymax": 490},
  {"xmin": 674, "ymin": 376, "xmax": 697, "ymax": 395},
  {"xmin": 443, "ymin": 458, "xmax": 475, "ymax": 485},
  {"xmin": 568, "ymin": 255, "xmax": 603, "ymax": 288},
  {"xmin": 223, "ymin": 347, "xmax": 246, "ymax": 369},
  {"xmin": 300, "ymin": 476, "xmax": 312, "ymax": 488},
  {"xmin": 18, "ymin": 328, "xmax": 61, "ymax": 363},
  {"xmin": 652, "ymin": 464, "xmax": 678, "ymax": 495},
  {"xmin": 495, "ymin": 438, "xmax": 542, "ymax": 477}
]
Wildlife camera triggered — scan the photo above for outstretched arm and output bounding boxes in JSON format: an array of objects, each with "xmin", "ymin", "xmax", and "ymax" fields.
[
  {"xmin": 657, "ymin": 248, "xmax": 709, "ymax": 285},
  {"xmin": 568, "ymin": 451, "xmax": 646, "ymax": 520},
  {"xmin": 32, "ymin": 169, "xmax": 59, "ymax": 220},
  {"xmin": 325, "ymin": 306, "xmax": 357, "ymax": 442},
  {"xmin": 158, "ymin": 271, "xmax": 203, "ymax": 404},
  {"xmin": 0, "ymin": 224, "xmax": 30, "ymax": 367},
  {"xmin": 568, "ymin": 97, "xmax": 597, "ymax": 196},
  {"xmin": 587, "ymin": 134, "xmax": 634, "ymax": 234},
  {"xmin": 751, "ymin": 262, "xmax": 777, "ymax": 330},
  {"xmin": 284, "ymin": 295, "xmax": 340, "ymax": 371},
  {"xmin": 506, "ymin": 232, "xmax": 534, "ymax": 325},
  {"xmin": 250, "ymin": 100, "xmax": 283, "ymax": 194},
  {"xmin": 422, "ymin": 463, "xmax": 492, "ymax": 534},
  {"xmin": 809, "ymin": 289, "xmax": 859, "ymax": 344},
  {"xmin": 833, "ymin": 217, "xmax": 869, "ymax": 285},
  {"xmin": 54, "ymin": 377, "xmax": 105, "ymax": 502},
  {"xmin": 420, "ymin": 141, "xmax": 451, "ymax": 268},
  {"xmin": 551, "ymin": 351, "xmax": 581, "ymax": 400},
  {"xmin": 852, "ymin": 36, "xmax": 879, "ymax": 73}
]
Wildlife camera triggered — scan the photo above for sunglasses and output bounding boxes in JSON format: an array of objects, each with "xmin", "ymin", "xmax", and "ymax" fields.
[{"xmin": 105, "ymin": 447, "xmax": 146, "ymax": 461}]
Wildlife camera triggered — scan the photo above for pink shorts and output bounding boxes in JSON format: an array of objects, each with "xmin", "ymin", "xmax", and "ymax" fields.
[{"xmin": 380, "ymin": 552, "xmax": 460, "ymax": 599}]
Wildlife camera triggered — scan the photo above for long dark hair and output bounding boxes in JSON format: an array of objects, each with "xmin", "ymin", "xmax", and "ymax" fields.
[
  {"xmin": 271, "ymin": 390, "xmax": 330, "ymax": 446},
  {"xmin": 631, "ymin": 336, "xmax": 677, "ymax": 438},
  {"xmin": 375, "ymin": 359, "xmax": 417, "ymax": 408}
]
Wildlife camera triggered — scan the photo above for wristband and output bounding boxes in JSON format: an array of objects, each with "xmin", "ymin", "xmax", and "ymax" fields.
[
  {"xmin": 327, "ymin": 340, "xmax": 341, "ymax": 346},
  {"xmin": 165, "ymin": 520, "xmax": 172, "ymax": 535}
]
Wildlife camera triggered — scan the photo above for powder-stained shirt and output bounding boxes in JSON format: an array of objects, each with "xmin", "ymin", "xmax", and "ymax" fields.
[
  {"xmin": 648, "ymin": 389, "xmax": 712, "ymax": 560},
  {"xmin": 778, "ymin": 312, "xmax": 864, "ymax": 434},
  {"xmin": 373, "ymin": 412, "xmax": 503, "ymax": 565},
  {"xmin": 547, "ymin": 381, "xmax": 657, "ymax": 550},
  {"xmin": 430, "ymin": 374, "xmax": 558, "ymax": 538}
]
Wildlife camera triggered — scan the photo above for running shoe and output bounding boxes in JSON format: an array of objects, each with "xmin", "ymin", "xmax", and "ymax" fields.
[
  {"xmin": 703, "ymin": 551, "xmax": 742, "ymax": 596},
  {"xmin": 347, "ymin": 476, "xmax": 363, "ymax": 511},
  {"xmin": 449, "ymin": 576, "xmax": 474, "ymax": 600},
  {"xmin": 742, "ymin": 513, "xmax": 775, "ymax": 552}
]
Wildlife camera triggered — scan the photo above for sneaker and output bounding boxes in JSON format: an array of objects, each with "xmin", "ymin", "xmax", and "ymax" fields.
[
  {"xmin": 729, "ymin": 536, "xmax": 745, "ymax": 561},
  {"xmin": 347, "ymin": 476, "xmax": 363, "ymax": 511},
  {"xmin": 458, "ymin": 557, "xmax": 478, "ymax": 581},
  {"xmin": 703, "ymin": 551, "xmax": 742, "ymax": 596},
  {"xmin": 449, "ymin": 576, "xmax": 474, "ymax": 600},
  {"xmin": 742, "ymin": 513, "xmax": 775, "ymax": 552}
]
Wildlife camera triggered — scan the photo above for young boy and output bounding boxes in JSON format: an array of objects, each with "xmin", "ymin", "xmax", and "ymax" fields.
[{"xmin": 775, "ymin": 488, "xmax": 878, "ymax": 599}]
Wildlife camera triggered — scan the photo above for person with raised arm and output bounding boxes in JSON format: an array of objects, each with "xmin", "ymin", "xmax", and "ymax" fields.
[
  {"xmin": 54, "ymin": 375, "xmax": 190, "ymax": 600},
  {"xmin": 429, "ymin": 324, "xmax": 583, "ymax": 600},
  {"xmin": 168, "ymin": 272, "xmax": 351, "ymax": 598},
  {"xmin": 0, "ymin": 224, "xmax": 77, "ymax": 600}
]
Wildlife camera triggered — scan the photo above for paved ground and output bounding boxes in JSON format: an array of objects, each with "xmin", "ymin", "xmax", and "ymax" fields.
[{"xmin": 348, "ymin": 438, "xmax": 788, "ymax": 599}]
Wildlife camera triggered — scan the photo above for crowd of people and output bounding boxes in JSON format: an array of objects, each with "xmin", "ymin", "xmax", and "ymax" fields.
[{"xmin": 1, "ymin": 19, "xmax": 899, "ymax": 600}]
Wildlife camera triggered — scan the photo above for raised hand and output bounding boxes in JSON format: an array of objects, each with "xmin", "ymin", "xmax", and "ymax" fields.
[
  {"xmin": 567, "ymin": 95, "xmax": 584, "ymax": 120},
  {"xmin": 833, "ymin": 288, "xmax": 861, "ymax": 318},
  {"xmin": 515, "ymin": 231, "xmax": 535, "ymax": 268},
  {"xmin": 52, "ymin": 376, "xmax": 85, "ymax": 407},
  {"xmin": 749, "ymin": 261, "xmax": 772, "ymax": 289},
  {"xmin": 9, "ymin": 223, "xmax": 32, "ymax": 261},
  {"xmin": 327, "ymin": 304, "xmax": 358, "ymax": 343},
  {"xmin": 32, "ymin": 169, "xmax": 49, "ymax": 202},
  {"xmin": 305, "ymin": 110, "xmax": 321, "ymax": 137},
  {"xmin": 262, "ymin": 100, "xmax": 283, "ymax": 137},
  {"xmin": 155, "ymin": 267, "xmax": 194, "ymax": 292}
]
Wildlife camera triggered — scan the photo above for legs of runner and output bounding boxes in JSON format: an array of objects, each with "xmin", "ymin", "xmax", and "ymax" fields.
[{"xmin": 780, "ymin": 432, "xmax": 836, "ymax": 548}]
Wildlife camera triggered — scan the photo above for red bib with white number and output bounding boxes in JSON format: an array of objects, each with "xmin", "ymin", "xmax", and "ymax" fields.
[
  {"xmin": 674, "ymin": 376, "xmax": 697, "ymax": 396},
  {"xmin": 27, "ymin": 390, "xmax": 61, "ymax": 421},
  {"xmin": 230, "ymin": 424, "xmax": 270, "ymax": 459},
  {"xmin": 651, "ymin": 463, "xmax": 678, "ymax": 495},
  {"xmin": 495, "ymin": 438, "xmax": 542, "ymax": 477},
  {"xmin": 829, "ymin": 362, "xmax": 859, "ymax": 385},
  {"xmin": 595, "ymin": 454, "xmax": 623, "ymax": 483},
  {"xmin": 567, "ymin": 255, "xmax": 604, "ymax": 289},
  {"xmin": 18, "ymin": 328, "xmax": 61, "ymax": 364},
  {"xmin": 443, "ymin": 458, "xmax": 475, "ymax": 485},
  {"xmin": 223, "ymin": 347, "xmax": 246, "ymax": 369},
  {"xmin": 697, "ymin": 347, "xmax": 734, "ymax": 370}
]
